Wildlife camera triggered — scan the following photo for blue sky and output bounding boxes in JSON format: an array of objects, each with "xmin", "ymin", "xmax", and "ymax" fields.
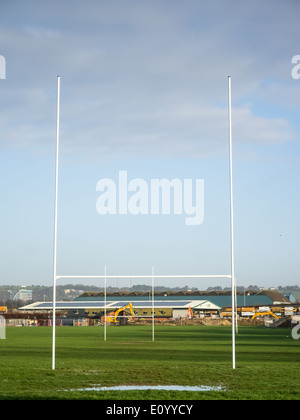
[{"xmin": 0, "ymin": 0, "xmax": 299, "ymax": 289}]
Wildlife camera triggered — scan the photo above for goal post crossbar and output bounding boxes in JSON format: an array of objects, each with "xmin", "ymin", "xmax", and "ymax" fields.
[{"xmin": 56, "ymin": 274, "xmax": 232, "ymax": 280}]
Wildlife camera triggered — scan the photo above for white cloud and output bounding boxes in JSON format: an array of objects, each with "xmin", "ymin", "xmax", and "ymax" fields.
[
  {"xmin": 231, "ymin": 107, "xmax": 295, "ymax": 145},
  {"xmin": 0, "ymin": 0, "xmax": 298, "ymax": 159},
  {"xmin": 52, "ymin": 97, "xmax": 294, "ymax": 161}
]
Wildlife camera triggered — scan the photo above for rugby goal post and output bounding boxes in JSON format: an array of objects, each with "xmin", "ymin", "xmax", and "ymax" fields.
[
  {"xmin": 52, "ymin": 76, "xmax": 237, "ymax": 370},
  {"xmin": 0, "ymin": 316, "xmax": 5, "ymax": 340}
]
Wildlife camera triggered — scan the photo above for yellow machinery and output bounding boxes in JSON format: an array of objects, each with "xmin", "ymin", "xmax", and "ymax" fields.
[
  {"xmin": 106, "ymin": 302, "xmax": 135, "ymax": 324},
  {"xmin": 251, "ymin": 310, "xmax": 279, "ymax": 320}
]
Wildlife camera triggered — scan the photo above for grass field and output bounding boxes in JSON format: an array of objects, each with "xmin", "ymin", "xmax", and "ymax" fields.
[{"xmin": 0, "ymin": 324, "xmax": 299, "ymax": 400}]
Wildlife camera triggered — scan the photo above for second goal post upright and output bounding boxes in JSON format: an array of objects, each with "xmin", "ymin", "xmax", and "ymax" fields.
[
  {"xmin": 52, "ymin": 75, "xmax": 60, "ymax": 371},
  {"xmin": 152, "ymin": 266, "xmax": 155, "ymax": 342},
  {"xmin": 228, "ymin": 75, "xmax": 236, "ymax": 369}
]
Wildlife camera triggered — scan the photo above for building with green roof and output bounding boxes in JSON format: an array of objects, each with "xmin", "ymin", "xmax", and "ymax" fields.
[{"xmin": 74, "ymin": 289, "xmax": 290, "ymax": 309}]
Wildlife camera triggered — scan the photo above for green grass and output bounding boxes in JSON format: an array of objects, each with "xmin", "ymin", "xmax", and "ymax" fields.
[{"xmin": 0, "ymin": 325, "xmax": 299, "ymax": 400}]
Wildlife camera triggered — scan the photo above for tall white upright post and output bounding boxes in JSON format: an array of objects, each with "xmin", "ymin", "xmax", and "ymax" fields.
[
  {"xmin": 52, "ymin": 76, "xmax": 60, "ymax": 370},
  {"xmin": 152, "ymin": 266, "xmax": 155, "ymax": 342},
  {"xmin": 104, "ymin": 266, "xmax": 107, "ymax": 341},
  {"xmin": 235, "ymin": 281, "xmax": 238, "ymax": 334},
  {"xmin": 228, "ymin": 76, "xmax": 236, "ymax": 370}
]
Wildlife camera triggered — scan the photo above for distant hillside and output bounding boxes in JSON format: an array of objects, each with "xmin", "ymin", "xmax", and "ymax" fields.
[{"xmin": 0, "ymin": 283, "xmax": 299, "ymax": 308}]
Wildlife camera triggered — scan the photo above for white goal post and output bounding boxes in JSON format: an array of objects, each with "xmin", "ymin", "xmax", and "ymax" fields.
[{"xmin": 52, "ymin": 76, "xmax": 237, "ymax": 370}]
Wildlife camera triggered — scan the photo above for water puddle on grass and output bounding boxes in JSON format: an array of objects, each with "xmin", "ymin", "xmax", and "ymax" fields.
[{"xmin": 75, "ymin": 385, "xmax": 225, "ymax": 392}]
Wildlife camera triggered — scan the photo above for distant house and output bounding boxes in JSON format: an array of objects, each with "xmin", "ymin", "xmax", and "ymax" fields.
[
  {"xmin": 284, "ymin": 291, "xmax": 300, "ymax": 304},
  {"xmin": 13, "ymin": 289, "xmax": 32, "ymax": 302}
]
